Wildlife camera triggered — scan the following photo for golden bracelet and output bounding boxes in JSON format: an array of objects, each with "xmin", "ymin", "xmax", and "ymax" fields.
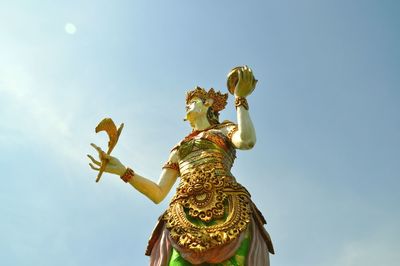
[
  {"xmin": 163, "ymin": 161, "xmax": 180, "ymax": 172},
  {"xmin": 235, "ymin": 97, "xmax": 249, "ymax": 110},
  {"xmin": 120, "ymin": 167, "xmax": 135, "ymax": 183}
]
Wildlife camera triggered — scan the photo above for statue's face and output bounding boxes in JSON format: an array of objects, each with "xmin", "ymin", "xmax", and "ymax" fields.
[
  {"xmin": 186, "ymin": 97, "xmax": 206, "ymax": 115},
  {"xmin": 185, "ymin": 97, "xmax": 209, "ymax": 123}
]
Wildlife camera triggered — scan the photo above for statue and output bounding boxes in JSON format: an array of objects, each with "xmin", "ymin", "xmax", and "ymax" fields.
[{"xmin": 88, "ymin": 66, "xmax": 274, "ymax": 265}]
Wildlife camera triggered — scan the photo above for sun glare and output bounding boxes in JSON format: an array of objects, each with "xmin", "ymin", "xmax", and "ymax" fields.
[{"xmin": 65, "ymin": 23, "xmax": 77, "ymax": 34}]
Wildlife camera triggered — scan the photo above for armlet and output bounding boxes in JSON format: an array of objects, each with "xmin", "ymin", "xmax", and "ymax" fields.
[
  {"xmin": 162, "ymin": 161, "xmax": 180, "ymax": 174},
  {"xmin": 227, "ymin": 125, "xmax": 239, "ymax": 141}
]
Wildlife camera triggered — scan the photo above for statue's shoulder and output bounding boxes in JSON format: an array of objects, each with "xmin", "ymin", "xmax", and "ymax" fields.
[
  {"xmin": 219, "ymin": 120, "xmax": 236, "ymax": 128},
  {"xmin": 171, "ymin": 142, "xmax": 181, "ymax": 152},
  {"xmin": 214, "ymin": 120, "xmax": 238, "ymax": 137}
]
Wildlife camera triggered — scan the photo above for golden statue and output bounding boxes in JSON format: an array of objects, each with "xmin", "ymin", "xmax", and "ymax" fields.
[{"xmin": 88, "ymin": 66, "xmax": 274, "ymax": 265}]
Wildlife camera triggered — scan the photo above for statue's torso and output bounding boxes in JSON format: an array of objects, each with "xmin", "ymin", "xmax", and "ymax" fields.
[{"xmin": 163, "ymin": 127, "xmax": 252, "ymax": 253}]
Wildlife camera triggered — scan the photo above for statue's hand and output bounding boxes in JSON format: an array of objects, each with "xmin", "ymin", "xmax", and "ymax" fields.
[
  {"xmin": 88, "ymin": 143, "xmax": 127, "ymax": 176},
  {"xmin": 234, "ymin": 66, "xmax": 257, "ymax": 98}
]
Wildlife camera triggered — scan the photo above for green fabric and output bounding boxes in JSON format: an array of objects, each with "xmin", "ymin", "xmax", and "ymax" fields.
[{"xmin": 168, "ymin": 229, "xmax": 251, "ymax": 266}]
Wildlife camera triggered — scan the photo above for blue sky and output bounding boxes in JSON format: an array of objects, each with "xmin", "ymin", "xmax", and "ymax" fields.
[{"xmin": 1, "ymin": 1, "xmax": 399, "ymax": 265}]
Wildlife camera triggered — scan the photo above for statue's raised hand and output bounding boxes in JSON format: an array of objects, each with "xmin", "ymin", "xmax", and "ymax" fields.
[
  {"xmin": 234, "ymin": 66, "xmax": 257, "ymax": 98},
  {"xmin": 88, "ymin": 143, "xmax": 127, "ymax": 176}
]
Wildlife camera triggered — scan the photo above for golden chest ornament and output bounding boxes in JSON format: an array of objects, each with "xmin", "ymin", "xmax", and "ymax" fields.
[{"xmin": 163, "ymin": 130, "xmax": 253, "ymax": 253}]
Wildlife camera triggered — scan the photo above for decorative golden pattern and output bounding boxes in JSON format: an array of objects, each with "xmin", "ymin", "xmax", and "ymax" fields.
[
  {"xmin": 172, "ymin": 165, "xmax": 227, "ymax": 222},
  {"xmin": 186, "ymin": 86, "xmax": 228, "ymax": 112},
  {"xmin": 164, "ymin": 193, "xmax": 251, "ymax": 253},
  {"xmin": 163, "ymin": 127, "xmax": 253, "ymax": 253},
  {"xmin": 234, "ymin": 97, "xmax": 249, "ymax": 110},
  {"xmin": 162, "ymin": 161, "xmax": 180, "ymax": 174}
]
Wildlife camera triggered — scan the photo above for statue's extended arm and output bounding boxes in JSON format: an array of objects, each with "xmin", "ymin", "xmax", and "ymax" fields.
[
  {"xmin": 126, "ymin": 167, "xmax": 178, "ymax": 204},
  {"xmin": 231, "ymin": 106, "xmax": 256, "ymax": 150},
  {"xmin": 230, "ymin": 66, "xmax": 257, "ymax": 150},
  {"xmin": 88, "ymin": 146, "xmax": 179, "ymax": 204}
]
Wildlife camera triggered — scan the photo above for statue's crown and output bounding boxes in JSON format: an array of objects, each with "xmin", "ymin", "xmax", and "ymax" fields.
[{"xmin": 186, "ymin": 86, "xmax": 228, "ymax": 112}]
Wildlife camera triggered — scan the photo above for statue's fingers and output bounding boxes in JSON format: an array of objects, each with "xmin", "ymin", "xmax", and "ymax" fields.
[
  {"xmin": 87, "ymin": 154, "xmax": 101, "ymax": 166},
  {"xmin": 242, "ymin": 69, "xmax": 248, "ymax": 82},
  {"xmin": 90, "ymin": 143, "xmax": 102, "ymax": 152},
  {"xmin": 89, "ymin": 163, "xmax": 100, "ymax": 171},
  {"xmin": 91, "ymin": 143, "xmax": 106, "ymax": 158},
  {"xmin": 237, "ymin": 69, "xmax": 243, "ymax": 83},
  {"xmin": 245, "ymin": 67, "xmax": 252, "ymax": 82},
  {"xmin": 90, "ymin": 143, "xmax": 101, "ymax": 153},
  {"xmin": 240, "ymin": 66, "xmax": 247, "ymax": 81}
]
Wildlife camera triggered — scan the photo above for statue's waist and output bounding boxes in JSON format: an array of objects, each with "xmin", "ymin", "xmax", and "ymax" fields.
[
  {"xmin": 179, "ymin": 160, "xmax": 233, "ymax": 177},
  {"xmin": 171, "ymin": 174, "xmax": 249, "ymax": 206},
  {"xmin": 178, "ymin": 149, "xmax": 235, "ymax": 172}
]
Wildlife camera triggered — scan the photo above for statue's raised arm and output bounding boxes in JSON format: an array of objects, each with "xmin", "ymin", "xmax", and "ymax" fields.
[
  {"xmin": 87, "ymin": 66, "xmax": 274, "ymax": 266},
  {"xmin": 227, "ymin": 65, "xmax": 258, "ymax": 150}
]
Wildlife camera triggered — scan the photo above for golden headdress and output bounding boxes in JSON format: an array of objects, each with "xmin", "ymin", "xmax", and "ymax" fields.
[{"xmin": 186, "ymin": 86, "xmax": 228, "ymax": 113}]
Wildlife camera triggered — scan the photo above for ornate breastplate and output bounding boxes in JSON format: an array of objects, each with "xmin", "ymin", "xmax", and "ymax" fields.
[{"xmin": 163, "ymin": 130, "xmax": 252, "ymax": 253}]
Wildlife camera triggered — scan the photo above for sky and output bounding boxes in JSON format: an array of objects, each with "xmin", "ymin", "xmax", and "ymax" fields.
[{"xmin": 0, "ymin": 0, "xmax": 399, "ymax": 265}]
